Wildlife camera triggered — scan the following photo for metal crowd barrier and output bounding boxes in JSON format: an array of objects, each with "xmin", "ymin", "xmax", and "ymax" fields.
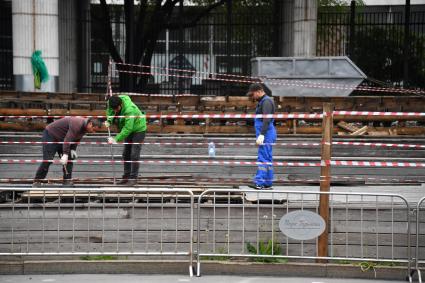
[
  {"xmin": 415, "ymin": 196, "xmax": 425, "ymax": 283},
  {"xmin": 0, "ymin": 187, "xmax": 419, "ymax": 279},
  {"xmin": 0, "ymin": 187, "xmax": 194, "ymax": 276},
  {"xmin": 196, "ymin": 189, "xmax": 412, "ymax": 278}
]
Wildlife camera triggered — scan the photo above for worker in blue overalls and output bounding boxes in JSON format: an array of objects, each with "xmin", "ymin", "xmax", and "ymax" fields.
[{"xmin": 247, "ymin": 83, "xmax": 277, "ymax": 190}]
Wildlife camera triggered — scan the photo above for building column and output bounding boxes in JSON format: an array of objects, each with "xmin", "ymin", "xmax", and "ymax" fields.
[
  {"xmin": 12, "ymin": 0, "xmax": 59, "ymax": 92},
  {"xmin": 58, "ymin": 0, "xmax": 77, "ymax": 93},
  {"xmin": 77, "ymin": 0, "xmax": 91, "ymax": 93},
  {"xmin": 281, "ymin": 0, "xmax": 318, "ymax": 57}
]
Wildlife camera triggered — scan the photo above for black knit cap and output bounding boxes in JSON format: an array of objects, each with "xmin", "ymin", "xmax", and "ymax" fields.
[
  {"xmin": 108, "ymin": 95, "xmax": 122, "ymax": 109},
  {"xmin": 246, "ymin": 83, "xmax": 264, "ymax": 96}
]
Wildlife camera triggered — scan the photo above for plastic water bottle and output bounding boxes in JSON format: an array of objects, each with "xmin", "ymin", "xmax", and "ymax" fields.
[{"xmin": 208, "ymin": 142, "xmax": 216, "ymax": 158}]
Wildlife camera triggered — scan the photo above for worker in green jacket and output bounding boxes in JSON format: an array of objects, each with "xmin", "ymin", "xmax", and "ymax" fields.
[{"xmin": 105, "ymin": 95, "xmax": 147, "ymax": 186}]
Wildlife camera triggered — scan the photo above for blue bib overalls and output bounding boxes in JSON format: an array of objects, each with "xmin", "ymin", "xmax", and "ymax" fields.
[{"xmin": 254, "ymin": 96, "xmax": 277, "ymax": 187}]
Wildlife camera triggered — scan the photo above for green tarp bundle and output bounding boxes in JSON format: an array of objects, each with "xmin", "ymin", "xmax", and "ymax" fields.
[{"xmin": 31, "ymin": 50, "xmax": 49, "ymax": 89}]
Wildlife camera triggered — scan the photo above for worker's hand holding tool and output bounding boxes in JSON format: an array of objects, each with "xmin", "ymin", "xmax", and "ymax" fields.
[
  {"xmin": 70, "ymin": 150, "xmax": 78, "ymax": 159},
  {"xmin": 256, "ymin": 134, "xmax": 264, "ymax": 146},
  {"xmin": 107, "ymin": 137, "xmax": 117, "ymax": 144},
  {"xmin": 104, "ymin": 121, "xmax": 110, "ymax": 128},
  {"xmin": 60, "ymin": 154, "xmax": 69, "ymax": 165}
]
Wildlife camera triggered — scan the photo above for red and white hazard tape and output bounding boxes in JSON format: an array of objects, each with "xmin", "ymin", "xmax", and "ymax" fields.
[
  {"xmin": 119, "ymin": 68, "xmax": 375, "ymax": 96},
  {"xmin": 113, "ymin": 61, "xmax": 425, "ymax": 95},
  {"xmin": 0, "ymin": 159, "xmax": 321, "ymax": 167},
  {"xmin": 0, "ymin": 177, "xmax": 316, "ymax": 184},
  {"xmin": 2, "ymin": 140, "xmax": 424, "ymax": 149},
  {"xmin": 332, "ymin": 141, "xmax": 425, "ymax": 149},
  {"xmin": 0, "ymin": 113, "xmax": 324, "ymax": 119},
  {"xmin": 68, "ymin": 92, "xmax": 198, "ymax": 97},
  {"xmin": 118, "ymin": 68, "xmax": 390, "ymax": 96},
  {"xmin": 2, "ymin": 158, "xmax": 425, "ymax": 167},
  {"xmin": 2, "ymin": 111, "xmax": 425, "ymax": 120},
  {"xmin": 116, "ymin": 69, "xmax": 255, "ymax": 85},
  {"xmin": 324, "ymin": 160, "xmax": 425, "ymax": 168},
  {"xmin": 1, "ymin": 175, "xmax": 423, "ymax": 184},
  {"xmin": 333, "ymin": 111, "xmax": 425, "ymax": 117},
  {"xmin": 0, "ymin": 140, "xmax": 321, "ymax": 147},
  {"xmin": 123, "ymin": 92, "xmax": 198, "ymax": 97}
]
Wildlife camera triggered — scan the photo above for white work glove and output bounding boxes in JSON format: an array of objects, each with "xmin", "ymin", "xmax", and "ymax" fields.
[
  {"xmin": 60, "ymin": 154, "xmax": 69, "ymax": 165},
  {"xmin": 256, "ymin": 134, "xmax": 265, "ymax": 145},
  {"xmin": 107, "ymin": 137, "xmax": 117, "ymax": 144},
  {"xmin": 70, "ymin": 150, "xmax": 78, "ymax": 159},
  {"xmin": 104, "ymin": 121, "xmax": 111, "ymax": 128}
]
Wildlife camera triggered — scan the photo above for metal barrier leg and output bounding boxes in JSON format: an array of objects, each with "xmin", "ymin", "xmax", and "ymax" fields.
[
  {"xmin": 107, "ymin": 126, "xmax": 116, "ymax": 185},
  {"xmin": 196, "ymin": 257, "xmax": 201, "ymax": 277},
  {"xmin": 416, "ymin": 197, "xmax": 425, "ymax": 283}
]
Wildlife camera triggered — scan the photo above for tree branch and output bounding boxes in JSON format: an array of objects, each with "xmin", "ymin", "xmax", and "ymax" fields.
[
  {"xmin": 166, "ymin": 0, "xmax": 226, "ymax": 30},
  {"xmin": 98, "ymin": 0, "xmax": 122, "ymax": 63},
  {"xmin": 124, "ymin": 0, "xmax": 134, "ymax": 64},
  {"xmin": 134, "ymin": 0, "xmax": 148, "ymax": 57},
  {"xmin": 135, "ymin": 0, "xmax": 163, "ymax": 64}
]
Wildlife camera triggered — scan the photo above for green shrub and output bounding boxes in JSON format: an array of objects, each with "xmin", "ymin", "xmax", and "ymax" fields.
[{"xmin": 246, "ymin": 240, "xmax": 287, "ymax": 263}]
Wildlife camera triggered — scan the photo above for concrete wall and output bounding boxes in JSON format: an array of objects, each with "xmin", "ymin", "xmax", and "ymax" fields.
[
  {"xmin": 58, "ymin": 0, "xmax": 78, "ymax": 93},
  {"xmin": 12, "ymin": 0, "xmax": 59, "ymax": 92}
]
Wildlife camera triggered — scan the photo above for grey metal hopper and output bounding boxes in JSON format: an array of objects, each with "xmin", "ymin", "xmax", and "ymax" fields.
[{"xmin": 251, "ymin": 56, "xmax": 366, "ymax": 97}]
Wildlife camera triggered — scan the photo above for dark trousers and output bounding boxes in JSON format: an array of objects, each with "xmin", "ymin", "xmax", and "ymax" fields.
[
  {"xmin": 34, "ymin": 129, "xmax": 73, "ymax": 180},
  {"xmin": 122, "ymin": 132, "xmax": 145, "ymax": 179}
]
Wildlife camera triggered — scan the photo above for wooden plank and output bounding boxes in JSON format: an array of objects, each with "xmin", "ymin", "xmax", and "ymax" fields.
[
  {"xmin": 337, "ymin": 121, "xmax": 360, "ymax": 133},
  {"xmin": 2, "ymin": 91, "xmax": 425, "ymax": 114},
  {"xmin": 318, "ymin": 103, "xmax": 333, "ymax": 261},
  {"xmin": 350, "ymin": 126, "xmax": 369, "ymax": 136}
]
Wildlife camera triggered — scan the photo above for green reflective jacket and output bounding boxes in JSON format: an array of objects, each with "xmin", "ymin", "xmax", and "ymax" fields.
[{"xmin": 106, "ymin": 95, "xmax": 147, "ymax": 142}]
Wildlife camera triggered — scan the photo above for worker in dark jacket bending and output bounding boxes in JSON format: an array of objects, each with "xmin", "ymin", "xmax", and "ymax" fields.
[
  {"xmin": 247, "ymin": 83, "xmax": 277, "ymax": 190},
  {"xmin": 33, "ymin": 117, "xmax": 99, "ymax": 187}
]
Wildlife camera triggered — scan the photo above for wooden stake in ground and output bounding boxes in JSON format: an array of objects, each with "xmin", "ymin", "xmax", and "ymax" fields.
[{"xmin": 318, "ymin": 103, "xmax": 333, "ymax": 263}]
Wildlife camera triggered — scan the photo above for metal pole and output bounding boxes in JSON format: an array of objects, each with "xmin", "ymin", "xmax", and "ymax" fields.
[
  {"xmin": 349, "ymin": 0, "xmax": 356, "ymax": 60},
  {"xmin": 107, "ymin": 59, "xmax": 113, "ymax": 99},
  {"xmin": 32, "ymin": 0, "xmax": 36, "ymax": 52},
  {"xmin": 318, "ymin": 103, "xmax": 333, "ymax": 262},
  {"xmin": 125, "ymin": 0, "xmax": 134, "ymax": 91},
  {"xmin": 403, "ymin": 0, "xmax": 411, "ymax": 88},
  {"xmin": 272, "ymin": 0, "xmax": 281, "ymax": 57},
  {"xmin": 107, "ymin": 126, "xmax": 116, "ymax": 184},
  {"xmin": 226, "ymin": 0, "xmax": 232, "ymax": 76},
  {"xmin": 178, "ymin": 0, "xmax": 184, "ymax": 96}
]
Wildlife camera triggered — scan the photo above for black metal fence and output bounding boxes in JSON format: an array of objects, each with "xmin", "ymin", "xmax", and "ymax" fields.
[
  {"xmin": 0, "ymin": 0, "xmax": 13, "ymax": 90},
  {"xmin": 318, "ymin": 5, "xmax": 425, "ymax": 89},
  {"xmin": 0, "ymin": 3, "xmax": 424, "ymax": 93},
  {"xmin": 91, "ymin": 5, "xmax": 279, "ymax": 94},
  {"xmin": 87, "ymin": 3, "xmax": 425, "ymax": 93}
]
